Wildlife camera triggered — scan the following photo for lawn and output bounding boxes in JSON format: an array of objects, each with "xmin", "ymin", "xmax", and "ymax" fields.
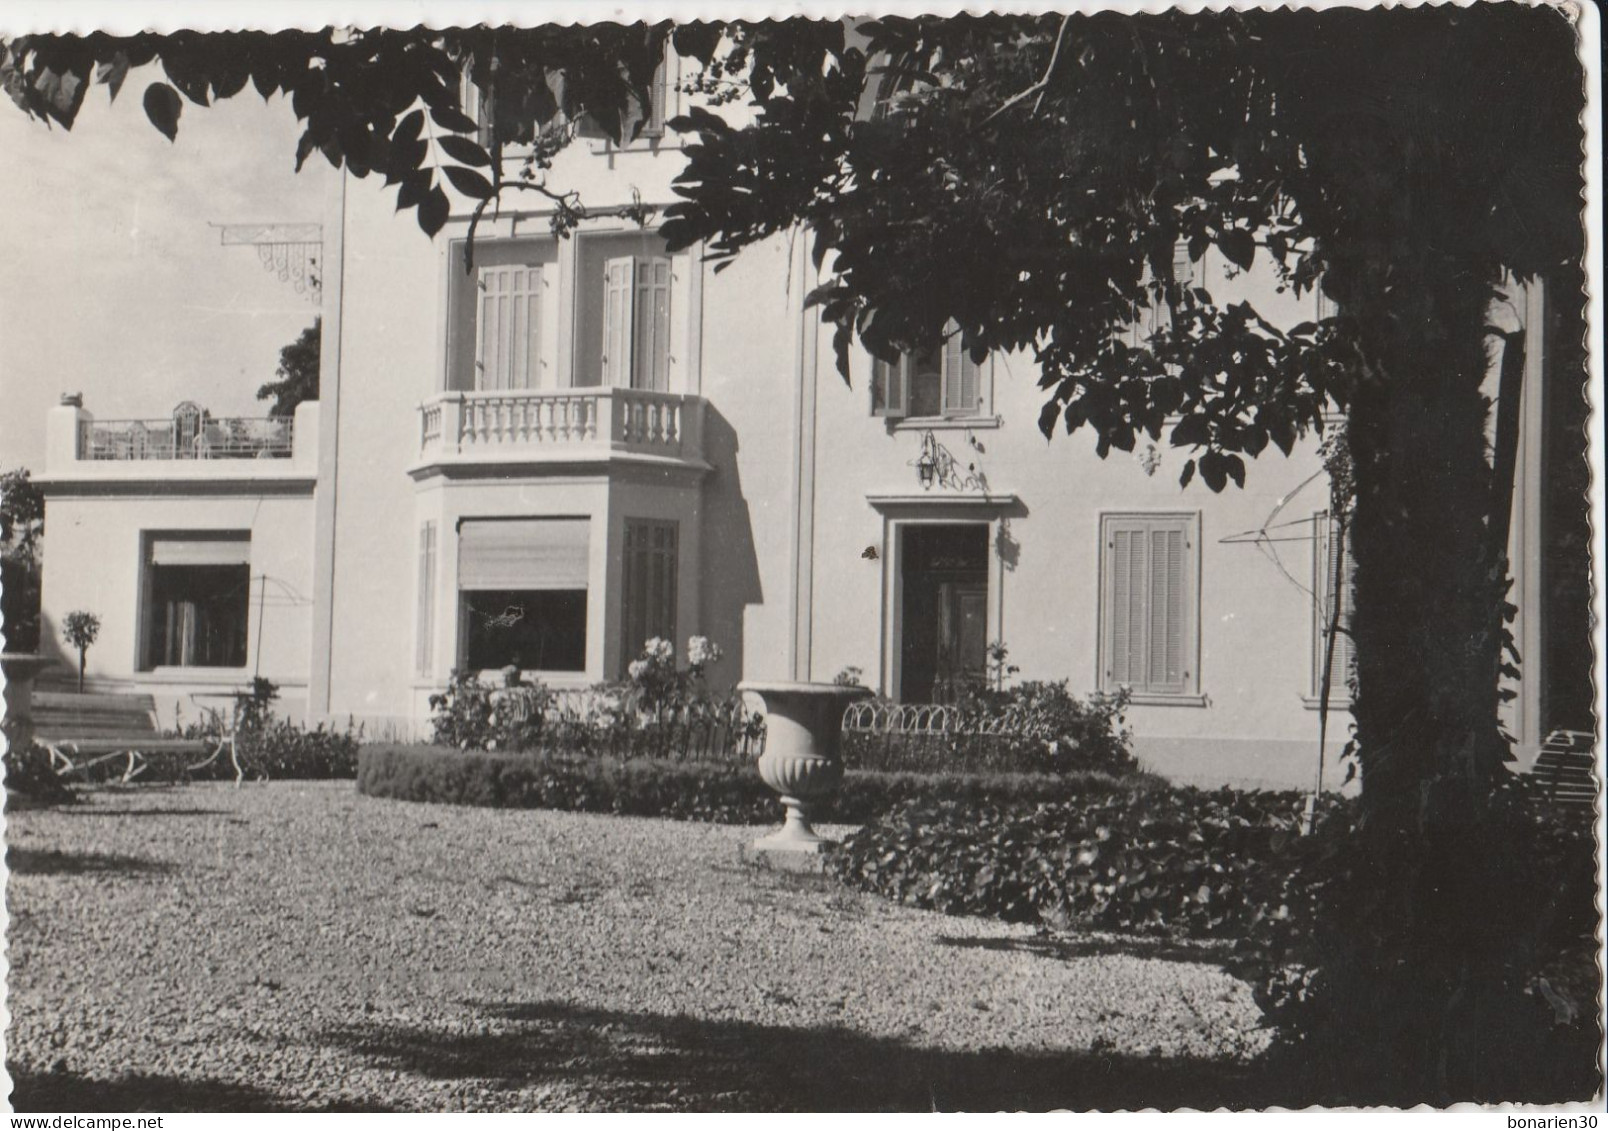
[{"xmin": 5, "ymin": 781, "xmax": 1277, "ymax": 1112}]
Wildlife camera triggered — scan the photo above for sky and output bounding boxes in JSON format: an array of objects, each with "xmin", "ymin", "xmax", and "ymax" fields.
[{"xmin": 0, "ymin": 63, "xmax": 336, "ymax": 473}]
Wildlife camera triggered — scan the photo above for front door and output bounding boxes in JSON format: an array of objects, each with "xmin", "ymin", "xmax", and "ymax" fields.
[
  {"xmin": 935, "ymin": 581, "xmax": 988, "ymax": 703},
  {"xmin": 899, "ymin": 523, "xmax": 989, "ymax": 703}
]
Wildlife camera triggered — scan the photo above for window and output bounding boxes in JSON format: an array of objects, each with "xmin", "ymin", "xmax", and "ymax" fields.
[
  {"xmin": 602, "ymin": 255, "xmax": 672, "ymax": 390},
  {"xmin": 416, "ymin": 521, "xmax": 437, "ymax": 677},
  {"xmin": 1311, "ymin": 510, "xmax": 1356, "ymax": 701},
  {"xmin": 1099, "ymin": 513, "xmax": 1199, "ymax": 697},
  {"xmin": 457, "ymin": 518, "xmax": 589, "ymax": 672},
  {"xmin": 140, "ymin": 533, "xmax": 251, "ymax": 669},
  {"xmin": 620, "ymin": 519, "xmax": 678, "ymax": 672},
  {"xmin": 872, "ymin": 322, "xmax": 986, "ymax": 420},
  {"xmin": 445, "ymin": 241, "xmax": 555, "ymax": 393}
]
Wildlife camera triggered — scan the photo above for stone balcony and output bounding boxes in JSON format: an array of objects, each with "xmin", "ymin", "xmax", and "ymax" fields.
[
  {"xmin": 39, "ymin": 397, "xmax": 320, "ymax": 495},
  {"xmin": 411, "ymin": 387, "xmax": 708, "ymax": 478}
]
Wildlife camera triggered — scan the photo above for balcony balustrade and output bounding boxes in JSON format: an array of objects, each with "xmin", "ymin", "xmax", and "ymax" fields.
[{"xmin": 415, "ymin": 387, "xmax": 706, "ymax": 469}]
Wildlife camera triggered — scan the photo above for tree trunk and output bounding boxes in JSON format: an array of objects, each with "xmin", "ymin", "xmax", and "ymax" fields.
[{"xmin": 77, "ymin": 647, "xmax": 86, "ymax": 694}]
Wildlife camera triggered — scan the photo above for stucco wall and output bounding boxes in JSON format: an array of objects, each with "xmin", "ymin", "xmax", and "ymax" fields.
[{"xmin": 36, "ymin": 491, "xmax": 316, "ymax": 727}]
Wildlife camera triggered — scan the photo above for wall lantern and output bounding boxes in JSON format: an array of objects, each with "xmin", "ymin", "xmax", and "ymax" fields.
[{"xmin": 916, "ymin": 430, "xmax": 939, "ymax": 490}]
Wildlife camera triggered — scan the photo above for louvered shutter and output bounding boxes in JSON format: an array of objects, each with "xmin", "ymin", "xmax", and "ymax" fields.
[
  {"xmin": 601, "ymin": 257, "xmax": 635, "ymax": 387},
  {"xmin": 416, "ymin": 522, "xmax": 437, "ymax": 676},
  {"xmin": 476, "ymin": 264, "xmax": 542, "ymax": 390},
  {"xmin": 633, "ymin": 257, "xmax": 672, "ymax": 391},
  {"xmin": 1103, "ymin": 515, "xmax": 1195, "ymax": 695},
  {"xmin": 1312, "ymin": 511, "xmax": 1356, "ymax": 697},
  {"xmin": 642, "ymin": 59, "xmax": 669, "ymax": 138},
  {"xmin": 620, "ymin": 519, "xmax": 678, "ymax": 672},
  {"xmin": 871, "ymin": 356, "xmax": 909, "ymax": 418},
  {"xmin": 941, "ymin": 328, "xmax": 981, "ymax": 417},
  {"xmin": 1147, "ymin": 524, "xmax": 1187, "ymax": 692}
]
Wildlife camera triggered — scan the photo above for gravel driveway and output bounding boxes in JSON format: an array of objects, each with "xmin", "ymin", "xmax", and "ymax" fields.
[{"xmin": 6, "ymin": 782, "xmax": 1273, "ymax": 1112}]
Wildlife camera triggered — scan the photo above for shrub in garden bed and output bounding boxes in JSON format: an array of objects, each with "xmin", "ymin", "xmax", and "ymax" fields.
[
  {"xmin": 830, "ymin": 786, "xmax": 1326, "ymax": 937},
  {"xmin": 165, "ymin": 678, "xmax": 362, "ymax": 782},
  {"xmin": 4, "ymin": 741, "xmax": 77, "ymax": 806},
  {"xmin": 842, "ymin": 682, "xmax": 1137, "ymax": 778},
  {"xmin": 356, "ymin": 742, "xmax": 1144, "ymax": 824}
]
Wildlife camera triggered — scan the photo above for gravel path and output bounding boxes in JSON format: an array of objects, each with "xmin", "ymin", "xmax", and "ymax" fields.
[{"xmin": 6, "ymin": 782, "xmax": 1272, "ymax": 1112}]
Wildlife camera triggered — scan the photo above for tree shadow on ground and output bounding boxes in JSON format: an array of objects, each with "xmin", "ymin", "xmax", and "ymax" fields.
[
  {"xmin": 5, "ymin": 847, "xmax": 175, "ymax": 878},
  {"xmin": 7, "ymin": 1066, "xmax": 388, "ymax": 1113},
  {"xmin": 320, "ymin": 998, "xmax": 1292, "ymax": 1112},
  {"xmin": 934, "ymin": 931, "xmax": 1239, "ymax": 967}
]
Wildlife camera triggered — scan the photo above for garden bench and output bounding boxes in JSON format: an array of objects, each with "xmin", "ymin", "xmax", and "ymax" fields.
[
  {"xmin": 1523, "ymin": 729, "xmax": 1598, "ymax": 815},
  {"xmin": 32, "ymin": 690, "xmax": 229, "ymax": 784}
]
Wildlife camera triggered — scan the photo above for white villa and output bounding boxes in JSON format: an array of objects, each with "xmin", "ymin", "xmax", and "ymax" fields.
[{"xmin": 26, "ymin": 53, "xmax": 1590, "ymax": 790}]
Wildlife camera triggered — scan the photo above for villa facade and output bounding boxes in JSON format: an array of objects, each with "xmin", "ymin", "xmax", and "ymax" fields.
[{"xmin": 29, "ymin": 63, "xmax": 1586, "ymax": 790}]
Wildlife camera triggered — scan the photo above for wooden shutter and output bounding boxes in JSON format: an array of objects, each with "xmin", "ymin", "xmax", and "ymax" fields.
[
  {"xmin": 620, "ymin": 519, "xmax": 678, "ymax": 672},
  {"xmin": 633, "ymin": 257, "xmax": 672, "ymax": 391},
  {"xmin": 871, "ymin": 356, "xmax": 909, "ymax": 418},
  {"xmin": 1312, "ymin": 511, "xmax": 1356, "ymax": 698},
  {"xmin": 1103, "ymin": 515, "xmax": 1196, "ymax": 695},
  {"xmin": 416, "ymin": 521, "xmax": 436, "ymax": 676},
  {"xmin": 941, "ymin": 325, "xmax": 981, "ymax": 417},
  {"xmin": 476, "ymin": 264, "xmax": 542, "ymax": 390},
  {"xmin": 641, "ymin": 58, "xmax": 669, "ymax": 138},
  {"xmin": 601, "ymin": 257, "xmax": 635, "ymax": 387}
]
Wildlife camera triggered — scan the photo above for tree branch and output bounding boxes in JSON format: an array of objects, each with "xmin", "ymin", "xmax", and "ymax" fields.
[{"xmin": 983, "ymin": 14, "xmax": 1071, "ymax": 126}]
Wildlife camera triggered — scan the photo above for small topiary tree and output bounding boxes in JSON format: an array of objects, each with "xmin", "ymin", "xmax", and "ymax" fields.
[{"xmin": 61, "ymin": 609, "xmax": 100, "ymax": 693}]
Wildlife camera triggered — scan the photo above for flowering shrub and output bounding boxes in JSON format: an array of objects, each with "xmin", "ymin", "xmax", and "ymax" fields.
[
  {"xmin": 429, "ymin": 637, "xmax": 762, "ymax": 763},
  {"xmin": 428, "ymin": 669, "xmax": 551, "ymax": 753}
]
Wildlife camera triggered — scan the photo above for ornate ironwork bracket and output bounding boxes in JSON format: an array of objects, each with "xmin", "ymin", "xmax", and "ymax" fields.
[{"xmin": 211, "ymin": 222, "xmax": 323, "ymax": 303}]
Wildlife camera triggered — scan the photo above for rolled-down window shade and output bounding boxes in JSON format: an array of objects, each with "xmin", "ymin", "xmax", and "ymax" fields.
[
  {"xmin": 458, "ymin": 519, "xmax": 589, "ymax": 591},
  {"xmin": 149, "ymin": 536, "xmax": 251, "ymax": 566}
]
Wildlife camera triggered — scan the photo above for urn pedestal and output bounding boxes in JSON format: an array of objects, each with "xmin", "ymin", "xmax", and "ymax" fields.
[
  {"xmin": 2, "ymin": 654, "xmax": 55, "ymax": 753},
  {"xmin": 740, "ymin": 681, "xmax": 871, "ymax": 861}
]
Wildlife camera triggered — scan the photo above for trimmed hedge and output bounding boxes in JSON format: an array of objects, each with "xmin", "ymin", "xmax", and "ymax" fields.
[{"xmin": 356, "ymin": 742, "xmax": 1155, "ymax": 824}]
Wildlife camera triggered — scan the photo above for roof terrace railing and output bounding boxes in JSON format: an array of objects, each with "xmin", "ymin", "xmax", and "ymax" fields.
[{"xmin": 79, "ymin": 415, "xmax": 295, "ymax": 461}]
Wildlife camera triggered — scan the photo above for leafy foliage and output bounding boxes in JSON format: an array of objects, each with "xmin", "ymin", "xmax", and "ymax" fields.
[
  {"xmin": 0, "ymin": 467, "xmax": 44, "ymax": 652},
  {"xmin": 61, "ymin": 609, "xmax": 100, "ymax": 692},
  {"xmin": 171, "ymin": 679, "xmax": 362, "ymax": 781},
  {"xmin": 256, "ymin": 318, "xmax": 321, "ymax": 416},
  {"xmin": 832, "ymin": 786, "xmax": 1325, "ymax": 936},
  {"xmin": 843, "ymin": 683, "xmax": 1135, "ymax": 778},
  {"xmin": 3, "ymin": 741, "xmax": 77, "ymax": 807}
]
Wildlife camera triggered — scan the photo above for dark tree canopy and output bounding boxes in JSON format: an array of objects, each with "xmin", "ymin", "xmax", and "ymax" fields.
[{"xmin": 257, "ymin": 317, "xmax": 322, "ymax": 416}]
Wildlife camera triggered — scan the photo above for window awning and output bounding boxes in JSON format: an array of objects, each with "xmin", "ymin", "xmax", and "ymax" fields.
[
  {"xmin": 148, "ymin": 535, "xmax": 251, "ymax": 567},
  {"xmin": 458, "ymin": 518, "xmax": 589, "ymax": 591}
]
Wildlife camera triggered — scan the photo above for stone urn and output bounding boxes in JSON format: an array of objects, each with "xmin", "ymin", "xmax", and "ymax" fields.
[
  {"xmin": 2, "ymin": 653, "xmax": 56, "ymax": 753},
  {"xmin": 740, "ymin": 680, "xmax": 871, "ymax": 856}
]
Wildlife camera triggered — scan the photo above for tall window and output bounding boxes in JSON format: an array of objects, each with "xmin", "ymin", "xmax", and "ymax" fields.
[
  {"xmin": 1312, "ymin": 510, "xmax": 1356, "ymax": 701},
  {"xmin": 475, "ymin": 264, "xmax": 542, "ymax": 390},
  {"xmin": 602, "ymin": 255, "xmax": 672, "ymax": 391},
  {"xmin": 141, "ymin": 533, "xmax": 251, "ymax": 669},
  {"xmin": 1099, "ymin": 513, "xmax": 1199, "ymax": 696},
  {"xmin": 457, "ymin": 518, "xmax": 589, "ymax": 672},
  {"xmin": 871, "ymin": 322, "xmax": 985, "ymax": 420},
  {"xmin": 620, "ymin": 519, "xmax": 678, "ymax": 671}
]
